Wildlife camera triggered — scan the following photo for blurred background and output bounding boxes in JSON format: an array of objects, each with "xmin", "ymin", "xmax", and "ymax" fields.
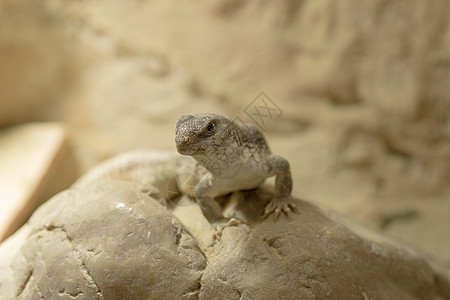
[{"xmin": 0, "ymin": 0, "xmax": 449, "ymax": 269}]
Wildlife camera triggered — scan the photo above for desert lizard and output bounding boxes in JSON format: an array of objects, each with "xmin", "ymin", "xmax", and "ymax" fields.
[{"xmin": 74, "ymin": 113, "xmax": 297, "ymax": 227}]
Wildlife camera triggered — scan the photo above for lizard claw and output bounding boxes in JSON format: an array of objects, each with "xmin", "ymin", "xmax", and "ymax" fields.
[
  {"xmin": 274, "ymin": 207, "xmax": 282, "ymax": 220},
  {"xmin": 262, "ymin": 197, "xmax": 298, "ymax": 220},
  {"xmin": 213, "ymin": 218, "xmax": 245, "ymax": 240},
  {"xmin": 290, "ymin": 203, "xmax": 299, "ymax": 214}
]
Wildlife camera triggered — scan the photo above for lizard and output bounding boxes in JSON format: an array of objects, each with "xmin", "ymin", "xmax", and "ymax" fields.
[{"xmin": 74, "ymin": 113, "xmax": 297, "ymax": 230}]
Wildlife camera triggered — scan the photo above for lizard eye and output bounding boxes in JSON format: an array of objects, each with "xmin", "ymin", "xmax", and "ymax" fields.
[{"xmin": 206, "ymin": 122, "xmax": 215, "ymax": 133}]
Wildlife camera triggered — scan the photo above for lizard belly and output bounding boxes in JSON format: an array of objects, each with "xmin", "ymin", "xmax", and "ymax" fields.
[
  {"xmin": 215, "ymin": 172, "xmax": 266, "ymax": 196},
  {"xmin": 213, "ymin": 155, "xmax": 269, "ymax": 196}
]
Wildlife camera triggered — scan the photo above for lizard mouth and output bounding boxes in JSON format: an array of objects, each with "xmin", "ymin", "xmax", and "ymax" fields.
[{"xmin": 176, "ymin": 145, "xmax": 197, "ymax": 155}]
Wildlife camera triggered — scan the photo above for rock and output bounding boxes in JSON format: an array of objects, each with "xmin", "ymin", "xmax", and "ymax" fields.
[
  {"xmin": 0, "ymin": 182, "xmax": 206, "ymax": 299},
  {"xmin": 0, "ymin": 123, "xmax": 79, "ymax": 242},
  {"xmin": 1, "ymin": 181, "xmax": 449, "ymax": 299}
]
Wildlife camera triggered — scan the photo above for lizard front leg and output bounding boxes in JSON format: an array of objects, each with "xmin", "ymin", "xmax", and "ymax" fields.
[
  {"xmin": 195, "ymin": 174, "xmax": 245, "ymax": 239},
  {"xmin": 262, "ymin": 155, "xmax": 298, "ymax": 219},
  {"xmin": 194, "ymin": 173, "xmax": 227, "ymax": 224}
]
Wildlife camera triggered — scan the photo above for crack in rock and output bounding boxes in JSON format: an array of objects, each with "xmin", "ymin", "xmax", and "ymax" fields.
[
  {"xmin": 16, "ymin": 269, "xmax": 33, "ymax": 298},
  {"xmin": 54, "ymin": 226, "xmax": 104, "ymax": 299},
  {"xmin": 28, "ymin": 225, "xmax": 104, "ymax": 299}
]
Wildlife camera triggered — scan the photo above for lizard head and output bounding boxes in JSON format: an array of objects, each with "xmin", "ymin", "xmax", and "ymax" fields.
[{"xmin": 175, "ymin": 113, "xmax": 237, "ymax": 156}]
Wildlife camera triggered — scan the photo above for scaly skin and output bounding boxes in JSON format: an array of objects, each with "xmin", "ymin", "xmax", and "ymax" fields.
[{"xmin": 74, "ymin": 113, "xmax": 297, "ymax": 229}]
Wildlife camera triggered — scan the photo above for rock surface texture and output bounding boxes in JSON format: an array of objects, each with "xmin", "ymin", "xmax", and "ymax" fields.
[{"xmin": 1, "ymin": 181, "xmax": 449, "ymax": 299}]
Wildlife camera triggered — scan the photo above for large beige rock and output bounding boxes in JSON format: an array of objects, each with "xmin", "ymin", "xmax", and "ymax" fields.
[
  {"xmin": 0, "ymin": 182, "xmax": 206, "ymax": 299},
  {"xmin": 1, "ymin": 181, "xmax": 449, "ymax": 299}
]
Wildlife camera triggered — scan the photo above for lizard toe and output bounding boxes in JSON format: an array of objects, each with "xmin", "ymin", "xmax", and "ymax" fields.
[
  {"xmin": 263, "ymin": 197, "xmax": 299, "ymax": 221},
  {"xmin": 227, "ymin": 217, "xmax": 245, "ymax": 227},
  {"xmin": 213, "ymin": 229, "xmax": 223, "ymax": 241},
  {"xmin": 274, "ymin": 207, "xmax": 282, "ymax": 220},
  {"xmin": 282, "ymin": 205, "xmax": 291, "ymax": 217},
  {"xmin": 213, "ymin": 218, "xmax": 246, "ymax": 241},
  {"xmin": 290, "ymin": 203, "xmax": 299, "ymax": 214},
  {"xmin": 262, "ymin": 202, "xmax": 276, "ymax": 219}
]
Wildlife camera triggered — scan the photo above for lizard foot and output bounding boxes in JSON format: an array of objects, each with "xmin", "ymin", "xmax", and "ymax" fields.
[
  {"xmin": 262, "ymin": 197, "xmax": 298, "ymax": 220},
  {"xmin": 213, "ymin": 218, "xmax": 245, "ymax": 240}
]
